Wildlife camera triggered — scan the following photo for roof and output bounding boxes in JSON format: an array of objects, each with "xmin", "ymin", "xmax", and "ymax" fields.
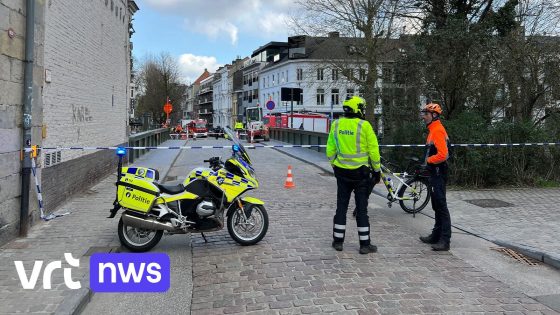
[
  {"xmin": 193, "ymin": 69, "xmax": 211, "ymax": 85},
  {"xmin": 252, "ymin": 42, "xmax": 289, "ymax": 57},
  {"xmin": 261, "ymin": 35, "xmax": 407, "ymax": 71}
]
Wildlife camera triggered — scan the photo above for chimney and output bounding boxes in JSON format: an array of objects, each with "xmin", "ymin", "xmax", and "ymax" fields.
[{"xmin": 328, "ymin": 31, "xmax": 340, "ymax": 38}]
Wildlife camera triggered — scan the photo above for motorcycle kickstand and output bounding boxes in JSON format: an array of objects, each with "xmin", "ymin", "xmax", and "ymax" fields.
[{"xmin": 201, "ymin": 232, "xmax": 207, "ymax": 243}]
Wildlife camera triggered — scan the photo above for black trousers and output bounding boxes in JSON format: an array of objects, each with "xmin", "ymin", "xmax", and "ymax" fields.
[
  {"xmin": 333, "ymin": 166, "xmax": 372, "ymax": 246},
  {"xmin": 428, "ymin": 164, "xmax": 451, "ymax": 243}
]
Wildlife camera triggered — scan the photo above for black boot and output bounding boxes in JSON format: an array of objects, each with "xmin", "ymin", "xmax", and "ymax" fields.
[
  {"xmin": 332, "ymin": 241, "xmax": 343, "ymax": 251},
  {"xmin": 359, "ymin": 244, "xmax": 377, "ymax": 254},
  {"xmin": 431, "ymin": 240, "xmax": 450, "ymax": 251},
  {"xmin": 419, "ymin": 234, "xmax": 439, "ymax": 244}
]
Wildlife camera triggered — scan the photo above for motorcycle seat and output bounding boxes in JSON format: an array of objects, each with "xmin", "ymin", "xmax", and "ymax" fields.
[{"xmin": 157, "ymin": 183, "xmax": 185, "ymax": 194}]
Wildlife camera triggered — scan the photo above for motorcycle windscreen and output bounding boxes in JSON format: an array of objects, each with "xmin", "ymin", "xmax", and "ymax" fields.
[{"xmin": 224, "ymin": 127, "xmax": 252, "ymax": 165}]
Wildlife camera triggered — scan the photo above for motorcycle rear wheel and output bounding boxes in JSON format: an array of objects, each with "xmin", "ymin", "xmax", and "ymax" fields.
[
  {"xmin": 118, "ymin": 217, "xmax": 163, "ymax": 252},
  {"xmin": 227, "ymin": 204, "xmax": 268, "ymax": 245}
]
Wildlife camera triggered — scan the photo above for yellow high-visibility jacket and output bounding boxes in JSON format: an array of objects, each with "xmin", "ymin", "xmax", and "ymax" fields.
[{"xmin": 326, "ymin": 117, "xmax": 381, "ymax": 171}]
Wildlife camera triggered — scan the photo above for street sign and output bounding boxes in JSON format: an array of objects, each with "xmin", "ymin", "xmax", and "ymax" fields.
[
  {"xmin": 281, "ymin": 88, "xmax": 303, "ymax": 102},
  {"xmin": 266, "ymin": 100, "xmax": 275, "ymax": 110},
  {"xmin": 163, "ymin": 103, "xmax": 172, "ymax": 114}
]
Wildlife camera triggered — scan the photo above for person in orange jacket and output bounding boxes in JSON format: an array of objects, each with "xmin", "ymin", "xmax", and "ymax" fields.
[{"xmin": 419, "ymin": 102, "xmax": 452, "ymax": 251}]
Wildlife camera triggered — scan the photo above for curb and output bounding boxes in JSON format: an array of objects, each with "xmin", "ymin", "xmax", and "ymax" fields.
[
  {"xmin": 271, "ymin": 146, "xmax": 334, "ymax": 175},
  {"xmin": 55, "ymin": 143, "xmax": 184, "ymax": 315},
  {"xmin": 420, "ymin": 212, "xmax": 560, "ymax": 270},
  {"xmin": 492, "ymin": 239, "xmax": 560, "ymax": 270},
  {"xmin": 55, "ymin": 287, "xmax": 91, "ymax": 315}
]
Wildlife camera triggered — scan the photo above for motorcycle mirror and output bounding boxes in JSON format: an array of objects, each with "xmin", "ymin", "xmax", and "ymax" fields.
[{"xmin": 232, "ymin": 144, "xmax": 240, "ymax": 152}]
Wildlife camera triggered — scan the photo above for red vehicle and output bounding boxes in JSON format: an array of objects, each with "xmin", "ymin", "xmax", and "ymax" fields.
[
  {"xmin": 264, "ymin": 112, "xmax": 330, "ymax": 133},
  {"xmin": 187, "ymin": 119, "xmax": 208, "ymax": 137}
]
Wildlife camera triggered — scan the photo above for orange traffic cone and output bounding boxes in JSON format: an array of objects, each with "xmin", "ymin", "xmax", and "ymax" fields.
[{"xmin": 284, "ymin": 165, "xmax": 295, "ymax": 188}]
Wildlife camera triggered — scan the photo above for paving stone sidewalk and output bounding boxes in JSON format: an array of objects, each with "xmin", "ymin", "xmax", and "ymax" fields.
[{"xmin": 0, "ymin": 140, "xmax": 185, "ymax": 314}]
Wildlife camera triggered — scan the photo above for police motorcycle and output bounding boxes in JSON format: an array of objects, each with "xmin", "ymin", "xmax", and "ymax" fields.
[{"xmin": 108, "ymin": 127, "xmax": 268, "ymax": 252}]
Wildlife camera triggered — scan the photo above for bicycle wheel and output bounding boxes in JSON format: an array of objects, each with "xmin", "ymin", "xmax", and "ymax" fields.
[{"xmin": 398, "ymin": 177, "xmax": 430, "ymax": 214}]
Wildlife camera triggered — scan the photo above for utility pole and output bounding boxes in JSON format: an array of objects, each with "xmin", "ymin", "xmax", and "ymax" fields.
[
  {"xmin": 20, "ymin": 0, "xmax": 36, "ymax": 236},
  {"xmin": 290, "ymin": 89, "xmax": 294, "ymax": 129}
]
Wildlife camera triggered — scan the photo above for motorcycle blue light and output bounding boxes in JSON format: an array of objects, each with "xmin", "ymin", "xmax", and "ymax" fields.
[
  {"xmin": 232, "ymin": 144, "xmax": 240, "ymax": 152},
  {"xmin": 116, "ymin": 147, "xmax": 127, "ymax": 156}
]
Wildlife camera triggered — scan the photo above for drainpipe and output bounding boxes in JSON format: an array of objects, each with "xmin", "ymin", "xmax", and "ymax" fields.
[{"xmin": 20, "ymin": 0, "xmax": 36, "ymax": 236}]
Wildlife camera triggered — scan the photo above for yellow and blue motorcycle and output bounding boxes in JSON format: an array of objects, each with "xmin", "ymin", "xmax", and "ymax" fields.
[{"xmin": 109, "ymin": 128, "xmax": 268, "ymax": 252}]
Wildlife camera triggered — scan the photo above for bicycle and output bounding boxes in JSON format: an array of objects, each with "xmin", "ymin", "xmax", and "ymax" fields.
[{"xmin": 353, "ymin": 157, "xmax": 431, "ymax": 216}]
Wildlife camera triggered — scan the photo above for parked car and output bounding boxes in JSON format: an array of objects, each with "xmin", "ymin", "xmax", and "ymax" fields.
[{"xmin": 211, "ymin": 126, "xmax": 225, "ymax": 138}]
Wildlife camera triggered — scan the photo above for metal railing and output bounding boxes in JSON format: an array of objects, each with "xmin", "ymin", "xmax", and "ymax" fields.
[
  {"xmin": 128, "ymin": 128, "xmax": 170, "ymax": 163},
  {"xmin": 269, "ymin": 128, "xmax": 328, "ymax": 153}
]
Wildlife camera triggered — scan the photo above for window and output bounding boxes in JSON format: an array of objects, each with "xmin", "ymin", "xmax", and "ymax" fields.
[
  {"xmin": 359, "ymin": 69, "xmax": 366, "ymax": 81},
  {"xmin": 253, "ymin": 73, "xmax": 257, "ymax": 82},
  {"xmin": 346, "ymin": 88, "xmax": 354, "ymax": 100},
  {"xmin": 332, "ymin": 69, "xmax": 339, "ymax": 81},
  {"xmin": 243, "ymin": 91, "xmax": 248, "ymax": 101},
  {"xmin": 331, "ymin": 89, "xmax": 339, "ymax": 105},
  {"xmin": 317, "ymin": 68, "xmax": 324, "ymax": 80},
  {"xmin": 343, "ymin": 69, "xmax": 353, "ymax": 79},
  {"xmin": 263, "ymin": 78, "xmax": 266, "ymax": 88},
  {"xmin": 297, "ymin": 90, "xmax": 303, "ymax": 105},
  {"xmin": 297, "ymin": 68, "xmax": 303, "ymax": 81},
  {"xmin": 316, "ymin": 88, "xmax": 325, "ymax": 105},
  {"xmin": 272, "ymin": 74, "xmax": 275, "ymax": 85},
  {"xmin": 382, "ymin": 65, "xmax": 394, "ymax": 82}
]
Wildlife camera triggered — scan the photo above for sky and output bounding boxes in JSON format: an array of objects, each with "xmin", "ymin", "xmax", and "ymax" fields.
[{"xmin": 132, "ymin": 0, "xmax": 297, "ymax": 84}]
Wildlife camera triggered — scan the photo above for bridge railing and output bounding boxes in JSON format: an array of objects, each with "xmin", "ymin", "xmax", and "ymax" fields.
[
  {"xmin": 128, "ymin": 128, "xmax": 170, "ymax": 163},
  {"xmin": 269, "ymin": 128, "xmax": 328, "ymax": 153}
]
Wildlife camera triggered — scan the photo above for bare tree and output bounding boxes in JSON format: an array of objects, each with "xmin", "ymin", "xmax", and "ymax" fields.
[
  {"xmin": 290, "ymin": 0, "xmax": 407, "ymax": 131},
  {"xmin": 136, "ymin": 53, "xmax": 186, "ymax": 125}
]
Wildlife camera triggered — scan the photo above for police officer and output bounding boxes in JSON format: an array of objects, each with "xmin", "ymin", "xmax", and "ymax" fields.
[
  {"xmin": 234, "ymin": 121, "xmax": 244, "ymax": 131},
  {"xmin": 419, "ymin": 103, "xmax": 452, "ymax": 251},
  {"xmin": 327, "ymin": 96, "xmax": 381, "ymax": 254}
]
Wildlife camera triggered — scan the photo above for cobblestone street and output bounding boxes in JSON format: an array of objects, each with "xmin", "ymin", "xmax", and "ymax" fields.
[
  {"xmin": 1, "ymin": 138, "xmax": 559, "ymax": 314},
  {"xmin": 184, "ymin": 140, "xmax": 558, "ymax": 314}
]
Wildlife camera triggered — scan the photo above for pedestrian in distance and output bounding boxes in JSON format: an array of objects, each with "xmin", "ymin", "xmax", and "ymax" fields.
[
  {"xmin": 419, "ymin": 102, "xmax": 452, "ymax": 251},
  {"xmin": 327, "ymin": 96, "xmax": 381, "ymax": 254}
]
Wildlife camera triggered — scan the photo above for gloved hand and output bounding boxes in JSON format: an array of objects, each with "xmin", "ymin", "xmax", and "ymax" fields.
[
  {"xmin": 417, "ymin": 164, "xmax": 430, "ymax": 177},
  {"xmin": 372, "ymin": 171, "xmax": 381, "ymax": 184}
]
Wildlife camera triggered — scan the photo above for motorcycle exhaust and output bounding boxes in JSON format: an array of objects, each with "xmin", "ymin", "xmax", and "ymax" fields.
[{"xmin": 121, "ymin": 212, "xmax": 175, "ymax": 231}]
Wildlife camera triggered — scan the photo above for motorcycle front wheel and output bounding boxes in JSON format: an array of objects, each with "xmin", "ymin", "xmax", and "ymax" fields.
[
  {"xmin": 118, "ymin": 217, "xmax": 163, "ymax": 252},
  {"xmin": 227, "ymin": 204, "xmax": 268, "ymax": 245}
]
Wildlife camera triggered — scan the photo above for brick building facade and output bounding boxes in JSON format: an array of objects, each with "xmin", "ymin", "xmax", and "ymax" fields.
[{"xmin": 0, "ymin": 0, "xmax": 138, "ymax": 245}]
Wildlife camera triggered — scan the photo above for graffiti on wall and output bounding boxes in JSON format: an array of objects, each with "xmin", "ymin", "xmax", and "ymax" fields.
[{"xmin": 72, "ymin": 105, "xmax": 93, "ymax": 123}]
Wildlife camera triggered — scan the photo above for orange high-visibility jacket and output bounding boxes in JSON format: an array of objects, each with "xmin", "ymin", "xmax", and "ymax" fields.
[{"xmin": 425, "ymin": 119, "xmax": 449, "ymax": 165}]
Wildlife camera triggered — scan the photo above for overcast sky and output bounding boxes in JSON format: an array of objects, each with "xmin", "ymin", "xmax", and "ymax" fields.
[{"xmin": 132, "ymin": 0, "xmax": 296, "ymax": 83}]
